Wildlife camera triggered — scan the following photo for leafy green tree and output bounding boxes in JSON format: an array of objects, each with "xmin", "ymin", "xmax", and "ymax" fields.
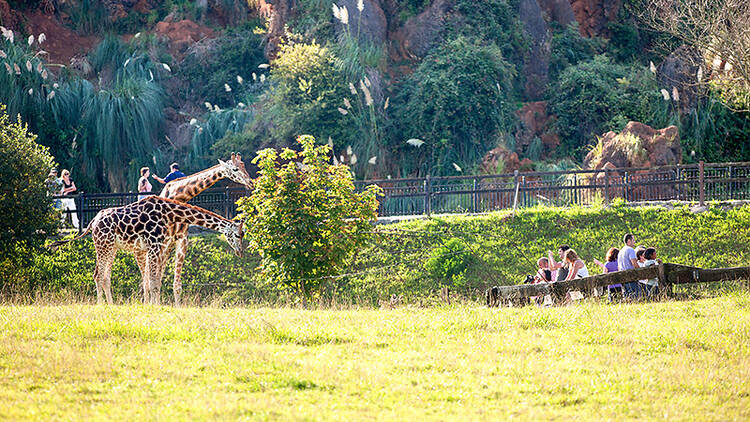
[
  {"xmin": 549, "ymin": 55, "xmax": 670, "ymax": 156},
  {"xmin": 392, "ymin": 37, "xmax": 516, "ymax": 175},
  {"xmin": 262, "ymin": 40, "xmax": 350, "ymax": 146},
  {"xmin": 236, "ymin": 134, "xmax": 382, "ymax": 305},
  {"xmin": 0, "ymin": 104, "xmax": 58, "ymax": 260}
]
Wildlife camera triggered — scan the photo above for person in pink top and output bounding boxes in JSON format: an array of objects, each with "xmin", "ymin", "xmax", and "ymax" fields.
[{"xmin": 138, "ymin": 167, "xmax": 153, "ymax": 201}]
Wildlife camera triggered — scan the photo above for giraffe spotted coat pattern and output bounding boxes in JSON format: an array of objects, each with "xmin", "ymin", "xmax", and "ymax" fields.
[
  {"xmin": 52, "ymin": 196, "xmax": 244, "ymax": 305},
  {"xmin": 158, "ymin": 153, "xmax": 252, "ymax": 305}
]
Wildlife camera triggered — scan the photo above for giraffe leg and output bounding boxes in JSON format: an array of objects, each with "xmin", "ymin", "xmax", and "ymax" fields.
[
  {"xmin": 147, "ymin": 249, "xmax": 164, "ymax": 305},
  {"xmin": 134, "ymin": 249, "xmax": 148, "ymax": 304},
  {"xmin": 94, "ymin": 249, "xmax": 115, "ymax": 305},
  {"xmin": 173, "ymin": 235, "xmax": 188, "ymax": 307}
]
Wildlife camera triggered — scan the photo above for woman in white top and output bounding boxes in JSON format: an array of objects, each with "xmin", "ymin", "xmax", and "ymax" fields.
[{"xmin": 563, "ymin": 249, "xmax": 589, "ymax": 280}]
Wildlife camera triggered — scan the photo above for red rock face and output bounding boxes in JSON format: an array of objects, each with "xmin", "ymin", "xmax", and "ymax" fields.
[
  {"xmin": 22, "ymin": 11, "xmax": 99, "ymax": 66},
  {"xmin": 584, "ymin": 121, "xmax": 682, "ymax": 170},
  {"xmin": 481, "ymin": 146, "xmax": 534, "ymax": 174},
  {"xmin": 154, "ymin": 19, "xmax": 215, "ymax": 58},
  {"xmin": 0, "ymin": 0, "xmax": 22, "ymax": 30},
  {"xmin": 569, "ymin": 0, "xmax": 622, "ymax": 38},
  {"xmin": 515, "ymin": 101, "xmax": 560, "ymax": 151}
]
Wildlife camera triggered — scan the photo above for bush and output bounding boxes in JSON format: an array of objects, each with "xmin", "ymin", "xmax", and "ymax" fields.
[
  {"xmin": 261, "ymin": 40, "xmax": 350, "ymax": 147},
  {"xmin": 0, "ymin": 104, "xmax": 58, "ymax": 261},
  {"xmin": 177, "ymin": 26, "xmax": 266, "ymax": 108},
  {"xmin": 549, "ymin": 55, "xmax": 670, "ymax": 156},
  {"xmin": 236, "ymin": 135, "xmax": 382, "ymax": 304},
  {"xmin": 424, "ymin": 238, "xmax": 477, "ymax": 289},
  {"xmin": 391, "ymin": 37, "xmax": 516, "ymax": 175},
  {"xmin": 548, "ymin": 23, "xmax": 604, "ymax": 82}
]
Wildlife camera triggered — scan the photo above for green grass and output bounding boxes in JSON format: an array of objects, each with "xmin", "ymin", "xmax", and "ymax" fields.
[{"xmin": 2, "ymin": 295, "xmax": 750, "ymax": 420}]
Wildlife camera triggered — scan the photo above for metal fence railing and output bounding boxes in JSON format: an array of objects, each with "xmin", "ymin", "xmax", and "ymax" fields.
[{"xmin": 54, "ymin": 161, "xmax": 750, "ymax": 232}]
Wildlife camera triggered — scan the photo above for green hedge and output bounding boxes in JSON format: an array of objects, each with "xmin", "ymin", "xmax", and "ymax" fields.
[{"xmin": 3, "ymin": 202, "xmax": 749, "ymax": 305}]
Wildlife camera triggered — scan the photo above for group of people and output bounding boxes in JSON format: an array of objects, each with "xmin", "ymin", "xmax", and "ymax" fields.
[
  {"xmin": 45, "ymin": 163, "xmax": 186, "ymax": 229},
  {"xmin": 531, "ymin": 233, "xmax": 661, "ymax": 302}
]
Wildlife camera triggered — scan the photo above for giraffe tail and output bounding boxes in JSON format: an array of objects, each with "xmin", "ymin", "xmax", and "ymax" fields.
[{"xmin": 48, "ymin": 210, "xmax": 100, "ymax": 250}]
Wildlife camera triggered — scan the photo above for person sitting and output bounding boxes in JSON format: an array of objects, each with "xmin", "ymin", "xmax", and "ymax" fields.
[
  {"xmin": 593, "ymin": 247, "xmax": 621, "ymax": 301},
  {"xmin": 153, "ymin": 162, "xmax": 186, "ymax": 185},
  {"xmin": 564, "ymin": 249, "xmax": 590, "ymax": 280},
  {"xmin": 534, "ymin": 257, "xmax": 552, "ymax": 283},
  {"xmin": 547, "ymin": 244, "xmax": 571, "ymax": 282},
  {"xmin": 640, "ymin": 247, "xmax": 660, "ymax": 298}
]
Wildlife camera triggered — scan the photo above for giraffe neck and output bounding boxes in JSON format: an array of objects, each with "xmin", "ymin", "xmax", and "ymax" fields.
[
  {"xmin": 166, "ymin": 165, "xmax": 227, "ymax": 202},
  {"xmin": 174, "ymin": 202, "xmax": 234, "ymax": 232}
]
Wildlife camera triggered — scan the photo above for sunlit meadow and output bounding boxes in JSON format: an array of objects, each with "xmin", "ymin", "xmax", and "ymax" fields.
[{"xmin": 1, "ymin": 293, "xmax": 749, "ymax": 420}]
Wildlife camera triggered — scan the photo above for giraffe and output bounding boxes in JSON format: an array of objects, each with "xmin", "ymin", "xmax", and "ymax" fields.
[
  {"xmin": 50, "ymin": 196, "xmax": 244, "ymax": 305},
  {"xmin": 158, "ymin": 153, "xmax": 252, "ymax": 305}
]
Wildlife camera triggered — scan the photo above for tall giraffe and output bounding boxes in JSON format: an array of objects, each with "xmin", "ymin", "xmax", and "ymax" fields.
[
  {"xmin": 51, "ymin": 196, "xmax": 244, "ymax": 305},
  {"xmin": 159, "ymin": 153, "xmax": 252, "ymax": 305}
]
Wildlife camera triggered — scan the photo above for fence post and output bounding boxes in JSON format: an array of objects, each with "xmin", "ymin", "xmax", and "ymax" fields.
[
  {"xmin": 604, "ymin": 169, "xmax": 609, "ymax": 204},
  {"xmin": 512, "ymin": 170, "xmax": 520, "ymax": 213},
  {"xmin": 699, "ymin": 160, "xmax": 705, "ymax": 206},
  {"xmin": 573, "ymin": 174, "xmax": 578, "ymax": 205},
  {"xmin": 623, "ymin": 171, "xmax": 629, "ymax": 202},
  {"xmin": 76, "ymin": 194, "xmax": 84, "ymax": 234},
  {"xmin": 224, "ymin": 187, "xmax": 230, "ymax": 218},
  {"xmin": 471, "ymin": 178, "xmax": 478, "ymax": 213},
  {"xmin": 424, "ymin": 175, "xmax": 431, "ymax": 217},
  {"xmin": 521, "ymin": 175, "xmax": 526, "ymax": 208},
  {"xmin": 657, "ymin": 262, "xmax": 672, "ymax": 298}
]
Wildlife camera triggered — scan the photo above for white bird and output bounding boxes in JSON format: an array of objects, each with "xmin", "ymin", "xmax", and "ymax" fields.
[
  {"xmin": 225, "ymin": 83, "xmax": 232, "ymax": 92},
  {"xmin": 452, "ymin": 162, "xmax": 462, "ymax": 172},
  {"xmin": 38, "ymin": 33, "xmax": 46, "ymax": 44},
  {"xmin": 162, "ymin": 63, "xmax": 171, "ymax": 72},
  {"xmin": 346, "ymin": 145, "xmax": 353, "ymax": 155},
  {"xmin": 649, "ymin": 61, "xmax": 657, "ymax": 74},
  {"xmin": 28, "ymin": 35, "xmax": 34, "ymax": 45},
  {"xmin": 237, "ymin": 75, "xmax": 244, "ymax": 84},
  {"xmin": 406, "ymin": 138, "xmax": 425, "ymax": 147},
  {"xmin": 258, "ymin": 63, "xmax": 270, "ymax": 69},
  {"xmin": 368, "ymin": 156, "xmax": 377, "ymax": 165},
  {"xmin": 189, "ymin": 118, "xmax": 198, "ymax": 126},
  {"xmin": 350, "ymin": 153, "xmax": 357, "ymax": 165}
]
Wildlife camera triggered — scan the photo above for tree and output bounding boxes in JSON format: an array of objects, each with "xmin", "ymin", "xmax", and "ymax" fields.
[
  {"xmin": 0, "ymin": 104, "xmax": 58, "ymax": 259},
  {"xmin": 236, "ymin": 134, "xmax": 382, "ymax": 305},
  {"xmin": 641, "ymin": 0, "xmax": 750, "ymax": 110}
]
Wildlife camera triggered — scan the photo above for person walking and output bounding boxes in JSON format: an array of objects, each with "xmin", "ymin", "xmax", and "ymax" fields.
[
  {"xmin": 138, "ymin": 167, "xmax": 153, "ymax": 200},
  {"xmin": 59, "ymin": 169, "xmax": 79, "ymax": 229},
  {"xmin": 153, "ymin": 162, "xmax": 186, "ymax": 185},
  {"xmin": 618, "ymin": 233, "xmax": 640, "ymax": 299}
]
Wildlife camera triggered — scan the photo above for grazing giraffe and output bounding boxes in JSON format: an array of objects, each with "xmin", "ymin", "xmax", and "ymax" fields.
[
  {"xmin": 51, "ymin": 196, "xmax": 244, "ymax": 305},
  {"xmin": 158, "ymin": 153, "xmax": 252, "ymax": 305}
]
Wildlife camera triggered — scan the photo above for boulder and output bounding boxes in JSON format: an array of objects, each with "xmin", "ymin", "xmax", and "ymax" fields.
[
  {"xmin": 392, "ymin": 0, "xmax": 453, "ymax": 60},
  {"xmin": 519, "ymin": 0, "xmax": 550, "ymax": 100},
  {"xmin": 537, "ymin": 0, "xmax": 576, "ymax": 27},
  {"xmin": 569, "ymin": 0, "xmax": 621, "ymax": 38},
  {"xmin": 584, "ymin": 121, "xmax": 681, "ymax": 170},
  {"xmin": 657, "ymin": 45, "xmax": 702, "ymax": 114},
  {"xmin": 154, "ymin": 19, "xmax": 215, "ymax": 57},
  {"xmin": 333, "ymin": 0, "xmax": 388, "ymax": 45},
  {"xmin": 481, "ymin": 146, "xmax": 534, "ymax": 174},
  {"xmin": 515, "ymin": 101, "xmax": 559, "ymax": 152}
]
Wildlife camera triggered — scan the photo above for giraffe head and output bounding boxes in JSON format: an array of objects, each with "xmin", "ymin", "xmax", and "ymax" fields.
[
  {"xmin": 218, "ymin": 153, "xmax": 252, "ymax": 188},
  {"xmin": 222, "ymin": 222, "xmax": 245, "ymax": 257}
]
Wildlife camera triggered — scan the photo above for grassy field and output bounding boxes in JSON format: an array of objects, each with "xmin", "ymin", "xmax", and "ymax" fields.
[{"xmin": 2, "ymin": 295, "xmax": 750, "ymax": 420}]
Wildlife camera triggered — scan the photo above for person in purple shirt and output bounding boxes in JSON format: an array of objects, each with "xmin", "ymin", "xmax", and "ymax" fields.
[
  {"xmin": 154, "ymin": 162, "xmax": 187, "ymax": 185},
  {"xmin": 594, "ymin": 247, "xmax": 621, "ymax": 302},
  {"xmin": 617, "ymin": 233, "xmax": 640, "ymax": 300}
]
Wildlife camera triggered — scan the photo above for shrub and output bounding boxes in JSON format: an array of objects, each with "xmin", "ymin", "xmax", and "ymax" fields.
[
  {"xmin": 549, "ymin": 55, "xmax": 670, "ymax": 156},
  {"xmin": 261, "ymin": 40, "xmax": 350, "ymax": 146},
  {"xmin": 177, "ymin": 26, "xmax": 266, "ymax": 108},
  {"xmin": 548, "ymin": 23, "xmax": 604, "ymax": 82},
  {"xmin": 0, "ymin": 104, "xmax": 58, "ymax": 260},
  {"xmin": 236, "ymin": 135, "xmax": 382, "ymax": 304},
  {"xmin": 425, "ymin": 238, "xmax": 477, "ymax": 289},
  {"xmin": 391, "ymin": 37, "xmax": 516, "ymax": 175}
]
